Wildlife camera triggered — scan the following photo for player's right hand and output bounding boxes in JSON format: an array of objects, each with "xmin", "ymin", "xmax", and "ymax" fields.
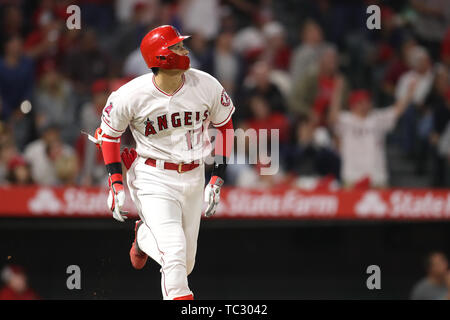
[{"xmin": 107, "ymin": 175, "xmax": 128, "ymax": 222}]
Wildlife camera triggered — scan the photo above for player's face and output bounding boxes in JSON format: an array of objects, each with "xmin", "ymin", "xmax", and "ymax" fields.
[
  {"xmin": 162, "ymin": 41, "xmax": 190, "ymax": 74},
  {"xmin": 169, "ymin": 41, "xmax": 189, "ymax": 56}
]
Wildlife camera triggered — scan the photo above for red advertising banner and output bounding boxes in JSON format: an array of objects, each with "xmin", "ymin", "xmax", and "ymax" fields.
[{"xmin": 1, "ymin": 186, "xmax": 450, "ymax": 220}]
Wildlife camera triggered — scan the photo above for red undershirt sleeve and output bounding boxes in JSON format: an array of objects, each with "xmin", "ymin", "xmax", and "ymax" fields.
[{"xmin": 213, "ymin": 118, "xmax": 234, "ymax": 158}]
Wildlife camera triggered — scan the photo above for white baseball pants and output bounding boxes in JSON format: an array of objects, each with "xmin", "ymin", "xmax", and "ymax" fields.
[{"xmin": 126, "ymin": 156, "xmax": 204, "ymax": 299}]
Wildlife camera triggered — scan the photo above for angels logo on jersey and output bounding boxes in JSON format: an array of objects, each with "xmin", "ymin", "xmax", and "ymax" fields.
[
  {"xmin": 220, "ymin": 89, "xmax": 231, "ymax": 107},
  {"xmin": 143, "ymin": 110, "xmax": 209, "ymax": 137},
  {"xmin": 104, "ymin": 102, "xmax": 113, "ymax": 116},
  {"xmin": 102, "ymin": 102, "xmax": 113, "ymax": 125}
]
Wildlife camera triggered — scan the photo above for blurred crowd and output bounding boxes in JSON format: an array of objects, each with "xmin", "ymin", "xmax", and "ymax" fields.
[{"xmin": 0, "ymin": 0, "xmax": 450, "ymax": 189}]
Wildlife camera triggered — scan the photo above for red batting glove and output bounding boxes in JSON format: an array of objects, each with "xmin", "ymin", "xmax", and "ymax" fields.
[{"xmin": 121, "ymin": 148, "xmax": 138, "ymax": 170}]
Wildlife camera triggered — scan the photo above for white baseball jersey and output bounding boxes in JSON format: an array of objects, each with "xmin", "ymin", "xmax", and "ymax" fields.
[{"xmin": 100, "ymin": 68, "xmax": 235, "ymax": 163}]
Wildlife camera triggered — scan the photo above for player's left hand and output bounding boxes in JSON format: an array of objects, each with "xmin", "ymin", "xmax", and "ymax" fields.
[{"xmin": 204, "ymin": 176, "xmax": 224, "ymax": 217}]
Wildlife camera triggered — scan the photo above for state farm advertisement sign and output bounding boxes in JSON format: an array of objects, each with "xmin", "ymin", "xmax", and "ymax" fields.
[
  {"xmin": 1, "ymin": 186, "xmax": 450, "ymax": 220},
  {"xmin": 216, "ymin": 189, "xmax": 338, "ymax": 218},
  {"xmin": 354, "ymin": 190, "xmax": 450, "ymax": 219},
  {"xmin": 216, "ymin": 189, "xmax": 450, "ymax": 219}
]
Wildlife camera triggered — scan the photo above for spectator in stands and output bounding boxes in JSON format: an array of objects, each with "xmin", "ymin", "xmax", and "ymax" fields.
[
  {"xmin": 227, "ymin": 98, "xmax": 289, "ymax": 188},
  {"xmin": 34, "ymin": 61, "xmax": 78, "ymax": 144},
  {"xmin": 411, "ymin": 251, "xmax": 449, "ymax": 300},
  {"xmin": 290, "ymin": 19, "xmax": 326, "ymax": 83},
  {"xmin": 110, "ymin": 1, "xmax": 155, "ymax": 62},
  {"xmin": 0, "ymin": 5, "xmax": 24, "ymax": 54},
  {"xmin": 179, "ymin": 0, "xmax": 220, "ymax": 41},
  {"xmin": 78, "ymin": 0, "xmax": 116, "ymax": 34},
  {"xmin": 283, "ymin": 114, "xmax": 340, "ymax": 185},
  {"xmin": 232, "ymin": 8, "xmax": 271, "ymax": 64},
  {"xmin": 207, "ymin": 31, "xmax": 242, "ymax": 97},
  {"xmin": 77, "ymin": 79, "xmax": 110, "ymax": 186},
  {"xmin": 0, "ymin": 137, "xmax": 19, "ymax": 185},
  {"xmin": 123, "ymin": 47, "xmax": 149, "ymax": 78},
  {"xmin": 0, "ymin": 264, "xmax": 39, "ymax": 300},
  {"xmin": 231, "ymin": 156, "xmax": 288, "ymax": 190},
  {"xmin": 244, "ymin": 94, "xmax": 291, "ymax": 145},
  {"xmin": 289, "ymin": 45, "xmax": 348, "ymax": 124},
  {"xmin": 381, "ymin": 37, "xmax": 416, "ymax": 101},
  {"xmin": 328, "ymin": 77, "xmax": 417, "ymax": 188},
  {"xmin": 6, "ymin": 155, "xmax": 33, "ymax": 185},
  {"xmin": 0, "ymin": 121, "xmax": 14, "ymax": 152},
  {"xmin": 63, "ymin": 29, "xmax": 111, "ymax": 95},
  {"xmin": 396, "ymin": 46, "xmax": 434, "ymax": 108},
  {"xmin": 23, "ymin": 124, "xmax": 78, "ymax": 186},
  {"xmin": 115, "ymin": 0, "xmax": 159, "ymax": 25},
  {"xmin": 23, "ymin": 0, "xmax": 68, "ymax": 77},
  {"xmin": 409, "ymin": 0, "xmax": 450, "ymax": 60},
  {"xmin": 186, "ymin": 32, "xmax": 211, "ymax": 72},
  {"xmin": 395, "ymin": 46, "xmax": 434, "ymax": 172},
  {"xmin": 428, "ymin": 64, "xmax": 450, "ymax": 187},
  {"xmin": 261, "ymin": 21, "xmax": 291, "ymax": 71},
  {"xmin": 0, "ymin": 35, "xmax": 34, "ymax": 120},
  {"xmin": 239, "ymin": 60, "xmax": 286, "ymax": 121},
  {"xmin": 56, "ymin": 28, "xmax": 83, "ymax": 73},
  {"xmin": 31, "ymin": 0, "xmax": 68, "ymax": 29}
]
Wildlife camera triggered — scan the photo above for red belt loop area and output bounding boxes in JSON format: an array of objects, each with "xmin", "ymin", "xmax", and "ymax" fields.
[{"xmin": 145, "ymin": 158, "xmax": 199, "ymax": 173}]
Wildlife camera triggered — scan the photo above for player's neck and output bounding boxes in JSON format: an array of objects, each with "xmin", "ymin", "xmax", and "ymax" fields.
[{"xmin": 154, "ymin": 70, "xmax": 185, "ymax": 95}]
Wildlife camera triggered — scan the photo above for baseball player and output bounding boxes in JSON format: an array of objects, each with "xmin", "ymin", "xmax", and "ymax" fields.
[{"xmin": 89, "ymin": 25, "xmax": 235, "ymax": 300}]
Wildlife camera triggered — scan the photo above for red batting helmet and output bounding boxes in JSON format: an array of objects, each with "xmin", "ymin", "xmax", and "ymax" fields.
[{"xmin": 140, "ymin": 25, "xmax": 190, "ymax": 70}]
